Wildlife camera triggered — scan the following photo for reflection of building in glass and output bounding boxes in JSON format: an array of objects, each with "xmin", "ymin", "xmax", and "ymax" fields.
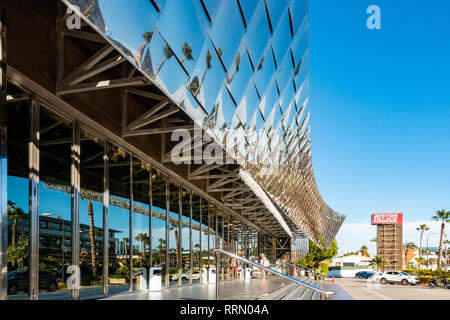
[{"xmin": 0, "ymin": 0, "xmax": 345, "ymax": 300}]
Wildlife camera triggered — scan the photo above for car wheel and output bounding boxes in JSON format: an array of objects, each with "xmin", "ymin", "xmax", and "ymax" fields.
[
  {"xmin": 8, "ymin": 284, "xmax": 18, "ymax": 295},
  {"xmin": 401, "ymin": 279, "xmax": 408, "ymax": 285},
  {"xmin": 380, "ymin": 278, "xmax": 387, "ymax": 284},
  {"xmin": 48, "ymin": 283, "xmax": 57, "ymax": 292}
]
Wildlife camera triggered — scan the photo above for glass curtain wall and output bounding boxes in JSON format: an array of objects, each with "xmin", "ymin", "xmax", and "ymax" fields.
[
  {"xmin": 168, "ymin": 181, "xmax": 180, "ymax": 287},
  {"xmin": 200, "ymin": 199, "xmax": 209, "ymax": 280},
  {"xmin": 150, "ymin": 168, "xmax": 166, "ymax": 283},
  {"xmin": 107, "ymin": 144, "xmax": 130, "ymax": 295},
  {"xmin": 181, "ymin": 188, "xmax": 191, "ymax": 285},
  {"xmin": 132, "ymin": 158, "xmax": 150, "ymax": 290},
  {"xmin": 79, "ymin": 130, "xmax": 105, "ymax": 298},
  {"xmin": 38, "ymin": 107, "xmax": 73, "ymax": 300},
  {"xmin": 6, "ymin": 84, "xmax": 30, "ymax": 299},
  {"xmin": 191, "ymin": 195, "xmax": 201, "ymax": 282}
]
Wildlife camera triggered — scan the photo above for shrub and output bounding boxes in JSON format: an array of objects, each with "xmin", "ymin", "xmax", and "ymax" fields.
[{"xmin": 319, "ymin": 263, "xmax": 329, "ymax": 278}]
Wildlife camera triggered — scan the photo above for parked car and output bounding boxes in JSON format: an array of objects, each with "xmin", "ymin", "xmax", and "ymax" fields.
[
  {"xmin": 356, "ymin": 271, "xmax": 375, "ymax": 279},
  {"xmin": 7, "ymin": 270, "xmax": 58, "ymax": 295},
  {"xmin": 379, "ymin": 271, "xmax": 419, "ymax": 285},
  {"xmin": 368, "ymin": 272, "xmax": 384, "ymax": 282},
  {"xmin": 171, "ymin": 270, "xmax": 201, "ymax": 281}
]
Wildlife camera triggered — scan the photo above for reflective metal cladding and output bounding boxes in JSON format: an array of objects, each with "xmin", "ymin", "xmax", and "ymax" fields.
[{"xmin": 61, "ymin": 0, "xmax": 345, "ymax": 247}]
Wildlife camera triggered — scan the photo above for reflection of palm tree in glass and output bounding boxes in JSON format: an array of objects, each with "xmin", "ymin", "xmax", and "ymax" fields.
[
  {"xmin": 193, "ymin": 50, "xmax": 212, "ymax": 97},
  {"xmin": 153, "ymin": 44, "xmax": 174, "ymax": 79},
  {"xmin": 180, "ymin": 42, "xmax": 193, "ymax": 64},
  {"xmin": 294, "ymin": 58, "xmax": 303, "ymax": 77},
  {"xmin": 82, "ymin": 0, "xmax": 96, "ymax": 17},
  {"xmin": 8, "ymin": 201, "xmax": 24, "ymax": 247},
  {"xmin": 135, "ymin": 233, "xmax": 149, "ymax": 261},
  {"xmin": 170, "ymin": 222, "xmax": 180, "ymax": 267},
  {"xmin": 157, "ymin": 238, "xmax": 166, "ymax": 265},
  {"xmin": 257, "ymin": 56, "xmax": 264, "ymax": 71},
  {"xmin": 123, "ymin": 237, "xmax": 129, "ymax": 257},
  {"xmin": 87, "ymin": 200, "xmax": 97, "ymax": 279},
  {"xmin": 134, "ymin": 32, "xmax": 153, "ymax": 66},
  {"xmin": 227, "ymin": 53, "xmax": 241, "ymax": 84}
]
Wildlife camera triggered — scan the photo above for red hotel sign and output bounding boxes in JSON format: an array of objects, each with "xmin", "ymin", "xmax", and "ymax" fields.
[{"xmin": 371, "ymin": 213, "xmax": 403, "ymax": 226}]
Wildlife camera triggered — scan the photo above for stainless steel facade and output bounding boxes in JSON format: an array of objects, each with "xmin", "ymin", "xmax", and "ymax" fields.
[{"xmin": 60, "ymin": 0, "xmax": 345, "ymax": 247}]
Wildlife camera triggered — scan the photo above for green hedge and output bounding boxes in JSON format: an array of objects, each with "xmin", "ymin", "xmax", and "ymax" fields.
[
  {"xmin": 319, "ymin": 263, "xmax": 329, "ymax": 278},
  {"xmin": 399, "ymin": 269, "xmax": 450, "ymax": 277}
]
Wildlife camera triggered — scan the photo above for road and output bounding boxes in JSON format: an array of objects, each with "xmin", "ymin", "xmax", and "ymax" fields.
[{"xmin": 330, "ymin": 277, "xmax": 450, "ymax": 300}]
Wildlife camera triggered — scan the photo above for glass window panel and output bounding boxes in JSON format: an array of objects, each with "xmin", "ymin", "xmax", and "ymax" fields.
[
  {"xmin": 209, "ymin": 0, "xmax": 245, "ymax": 71},
  {"xmin": 253, "ymin": 44, "xmax": 276, "ymax": 96},
  {"xmin": 6, "ymin": 84, "xmax": 30, "ymax": 300},
  {"xmin": 168, "ymin": 181, "xmax": 180, "ymax": 286},
  {"xmin": 156, "ymin": 0, "xmax": 209, "ymax": 77},
  {"xmin": 200, "ymin": 199, "xmax": 209, "ymax": 270},
  {"xmin": 236, "ymin": 81, "xmax": 259, "ymax": 127},
  {"xmin": 294, "ymin": 49, "xmax": 310, "ymax": 94},
  {"xmin": 201, "ymin": 0, "xmax": 221, "ymax": 21},
  {"xmin": 149, "ymin": 32, "xmax": 189, "ymax": 105},
  {"xmin": 191, "ymin": 195, "xmax": 201, "ymax": 277},
  {"xmin": 132, "ymin": 158, "xmax": 150, "ymax": 291},
  {"xmin": 270, "ymin": 8, "xmax": 291, "ymax": 66},
  {"xmin": 266, "ymin": 0, "xmax": 288, "ymax": 31},
  {"xmin": 181, "ymin": 189, "xmax": 191, "ymax": 284},
  {"xmin": 150, "ymin": 168, "xmax": 167, "ymax": 283},
  {"xmin": 225, "ymin": 42, "xmax": 253, "ymax": 106},
  {"xmin": 276, "ymin": 51, "xmax": 294, "ymax": 99},
  {"xmin": 79, "ymin": 130, "xmax": 105, "ymax": 298},
  {"xmin": 291, "ymin": 17, "xmax": 309, "ymax": 68},
  {"xmin": 288, "ymin": 0, "xmax": 308, "ymax": 38},
  {"xmin": 238, "ymin": 0, "xmax": 259, "ymax": 26},
  {"xmin": 189, "ymin": 41, "xmax": 226, "ymax": 116},
  {"xmin": 66, "ymin": 0, "xmax": 159, "ymax": 69},
  {"xmin": 107, "ymin": 144, "xmax": 131, "ymax": 296},
  {"xmin": 244, "ymin": 0, "xmax": 271, "ymax": 67},
  {"xmin": 38, "ymin": 107, "xmax": 72, "ymax": 300},
  {"xmin": 258, "ymin": 77, "xmax": 278, "ymax": 119}
]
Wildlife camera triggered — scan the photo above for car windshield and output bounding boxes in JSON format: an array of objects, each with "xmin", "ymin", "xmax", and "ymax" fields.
[{"xmin": 400, "ymin": 271, "xmax": 410, "ymax": 276}]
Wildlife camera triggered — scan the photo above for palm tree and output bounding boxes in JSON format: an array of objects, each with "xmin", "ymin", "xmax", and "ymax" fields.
[
  {"xmin": 360, "ymin": 245, "xmax": 369, "ymax": 257},
  {"xmin": 135, "ymin": 233, "xmax": 149, "ymax": 261},
  {"xmin": 416, "ymin": 224, "xmax": 429, "ymax": 258},
  {"xmin": 194, "ymin": 50, "xmax": 212, "ymax": 97},
  {"xmin": 227, "ymin": 52, "xmax": 241, "ymax": 84},
  {"xmin": 415, "ymin": 257, "xmax": 426, "ymax": 269},
  {"xmin": 432, "ymin": 209, "xmax": 450, "ymax": 269},
  {"xmin": 371, "ymin": 255, "xmax": 387, "ymax": 272},
  {"xmin": 403, "ymin": 242, "xmax": 417, "ymax": 268},
  {"xmin": 180, "ymin": 42, "xmax": 193, "ymax": 64},
  {"xmin": 87, "ymin": 200, "xmax": 97, "ymax": 278},
  {"xmin": 153, "ymin": 44, "xmax": 174, "ymax": 79},
  {"xmin": 170, "ymin": 222, "xmax": 180, "ymax": 267},
  {"xmin": 7, "ymin": 201, "xmax": 24, "ymax": 247},
  {"xmin": 134, "ymin": 32, "xmax": 154, "ymax": 65},
  {"xmin": 122, "ymin": 237, "xmax": 129, "ymax": 257}
]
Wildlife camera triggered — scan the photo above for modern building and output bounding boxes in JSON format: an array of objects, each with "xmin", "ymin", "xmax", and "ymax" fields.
[{"xmin": 0, "ymin": 0, "xmax": 345, "ymax": 300}]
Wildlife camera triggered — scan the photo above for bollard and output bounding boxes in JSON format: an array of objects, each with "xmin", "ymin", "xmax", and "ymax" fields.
[{"xmin": 332, "ymin": 276, "xmax": 335, "ymax": 284}]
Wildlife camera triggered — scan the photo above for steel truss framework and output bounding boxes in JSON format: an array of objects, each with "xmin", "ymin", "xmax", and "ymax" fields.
[{"xmin": 58, "ymin": 0, "xmax": 345, "ymax": 248}]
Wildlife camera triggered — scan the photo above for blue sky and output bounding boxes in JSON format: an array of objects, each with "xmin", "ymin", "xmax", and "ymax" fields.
[{"xmin": 309, "ymin": 1, "xmax": 450, "ymax": 254}]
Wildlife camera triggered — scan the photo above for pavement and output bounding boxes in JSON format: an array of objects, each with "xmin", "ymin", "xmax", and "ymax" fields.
[
  {"xmin": 326, "ymin": 277, "xmax": 450, "ymax": 300},
  {"xmin": 103, "ymin": 277, "xmax": 291, "ymax": 300}
]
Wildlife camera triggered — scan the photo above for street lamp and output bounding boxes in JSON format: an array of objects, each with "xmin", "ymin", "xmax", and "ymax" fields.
[
  {"xmin": 42, "ymin": 213, "xmax": 65, "ymax": 282},
  {"xmin": 426, "ymin": 233, "xmax": 438, "ymax": 270}
]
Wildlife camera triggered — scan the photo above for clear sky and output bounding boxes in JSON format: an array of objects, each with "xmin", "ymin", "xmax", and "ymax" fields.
[{"xmin": 309, "ymin": 1, "xmax": 450, "ymax": 254}]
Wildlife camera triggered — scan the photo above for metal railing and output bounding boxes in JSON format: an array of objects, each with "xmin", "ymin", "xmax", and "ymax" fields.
[
  {"xmin": 212, "ymin": 248, "xmax": 336, "ymax": 300},
  {"xmin": 295, "ymin": 263, "xmax": 327, "ymax": 280}
]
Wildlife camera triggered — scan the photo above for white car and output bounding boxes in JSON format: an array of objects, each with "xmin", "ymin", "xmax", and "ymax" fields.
[
  {"xmin": 171, "ymin": 270, "xmax": 201, "ymax": 281},
  {"xmin": 368, "ymin": 272, "xmax": 384, "ymax": 282},
  {"xmin": 379, "ymin": 271, "xmax": 419, "ymax": 285}
]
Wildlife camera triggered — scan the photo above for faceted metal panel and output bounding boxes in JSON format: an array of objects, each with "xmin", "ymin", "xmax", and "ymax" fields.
[{"xmin": 61, "ymin": 0, "xmax": 345, "ymax": 248}]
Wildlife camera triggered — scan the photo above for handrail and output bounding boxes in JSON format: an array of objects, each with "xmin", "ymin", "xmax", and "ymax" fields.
[
  {"xmin": 295, "ymin": 263, "xmax": 327, "ymax": 280},
  {"xmin": 212, "ymin": 248, "xmax": 336, "ymax": 298}
]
